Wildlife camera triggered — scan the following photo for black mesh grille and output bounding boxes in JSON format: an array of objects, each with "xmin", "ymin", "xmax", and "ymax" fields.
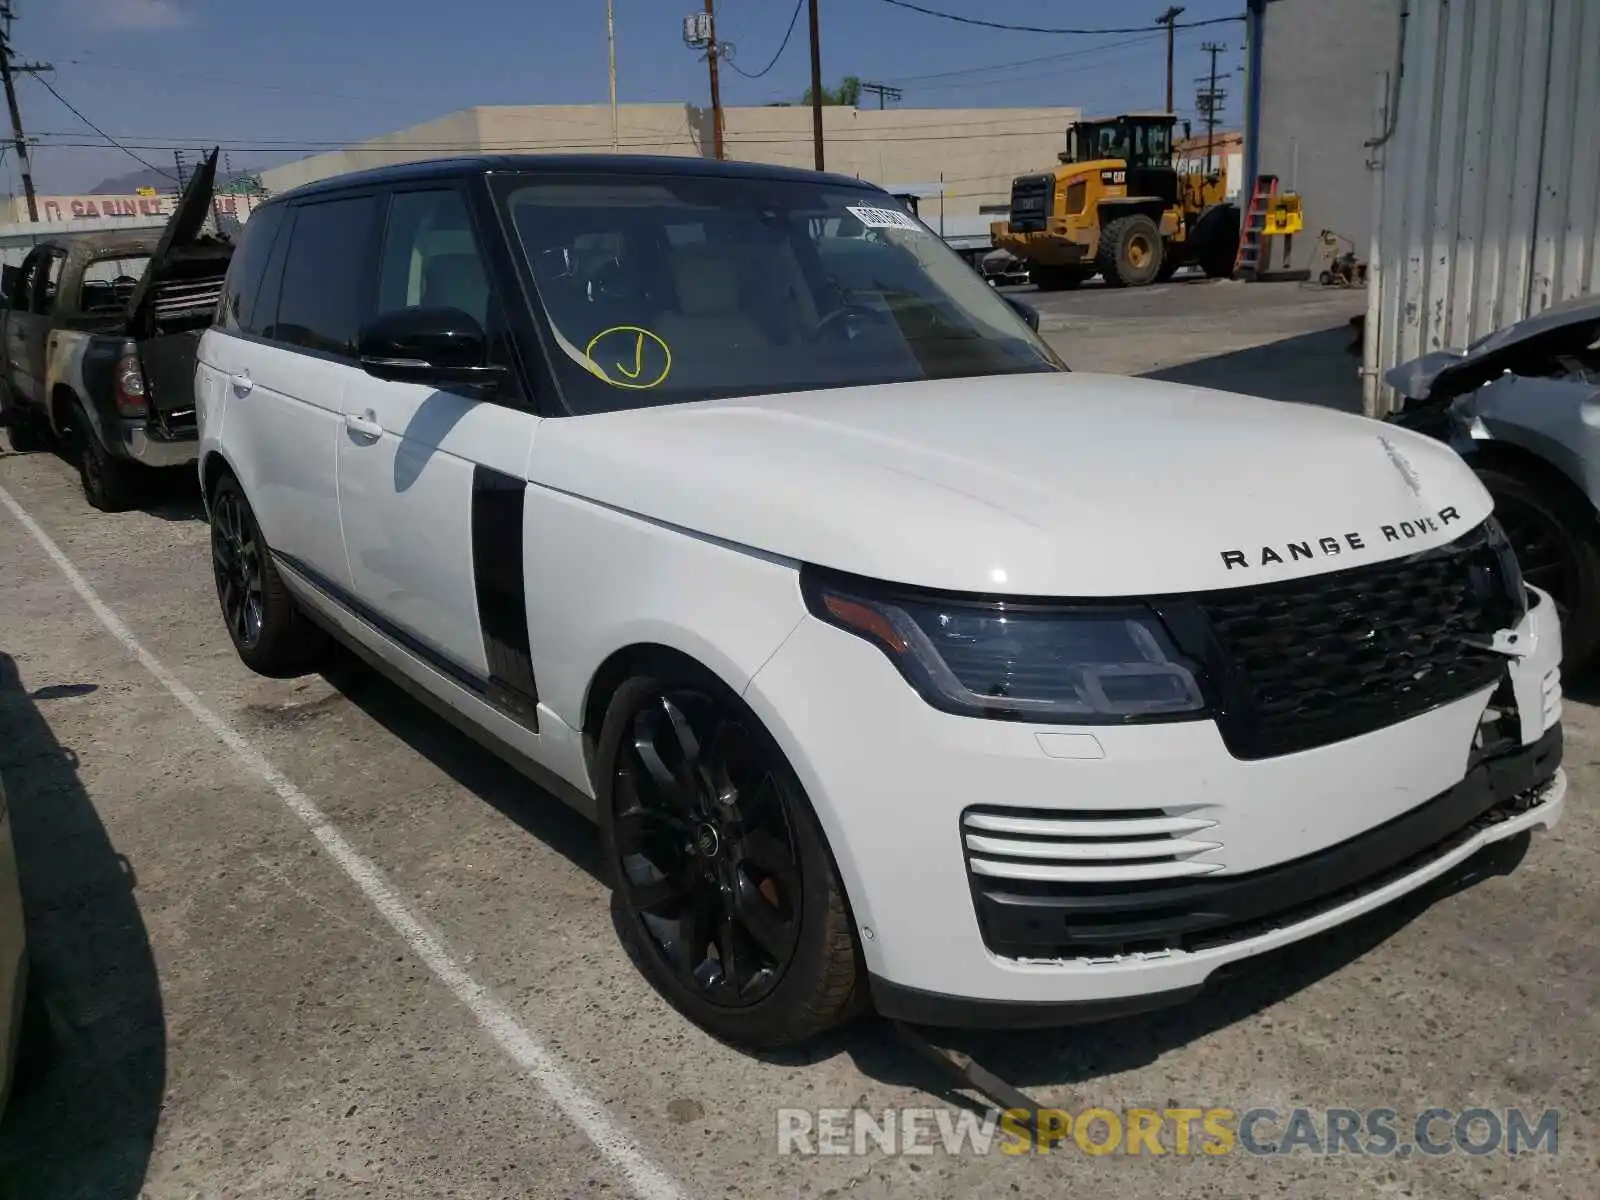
[{"xmin": 1190, "ymin": 521, "xmax": 1523, "ymax": 760}]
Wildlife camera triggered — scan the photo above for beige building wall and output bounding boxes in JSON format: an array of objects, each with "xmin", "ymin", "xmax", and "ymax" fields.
[{"xmin": 259, "ymin": 104, "xmax": 1080, "ymax": 224}]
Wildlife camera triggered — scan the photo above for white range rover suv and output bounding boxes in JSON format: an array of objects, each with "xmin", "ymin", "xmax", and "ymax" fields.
[{"xmin": 196, "ymin": 156, "xmax": 1565, "ymax": 1048}]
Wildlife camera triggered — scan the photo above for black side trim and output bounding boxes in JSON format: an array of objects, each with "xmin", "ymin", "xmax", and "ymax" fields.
[
  {"xmin": 272, "ymin": 551, "xmax": 489, "ymax": 700},
  {"xmin": 471, "ymin": 466, "xmax": 539, "ymax": 725},
  {"xmin": 870, "ymin": 975, "xmax": 1204, "ymax": 1030}
]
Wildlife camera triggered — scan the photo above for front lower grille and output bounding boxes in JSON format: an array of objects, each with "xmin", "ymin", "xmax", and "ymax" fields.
[
  {"xmin": 963, "ymin": 724, "xmax": 1562, "ymax": 961},
  {"xmin": 1180, "ymin": 521, "xmax": 1522, "ymax": 760},
  {"xmin": 962, "ymin": 805, "xmax": 1223, "ymax": 885}
]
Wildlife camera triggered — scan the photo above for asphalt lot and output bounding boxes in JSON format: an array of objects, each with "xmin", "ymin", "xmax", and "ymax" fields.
[{"xmin": 1, "ymin": 281, "xmax": 1596, "ymax": 1199}]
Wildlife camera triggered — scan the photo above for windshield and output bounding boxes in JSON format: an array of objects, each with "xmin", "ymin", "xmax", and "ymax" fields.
[{"xmin": 493, "ymin": 173, "xmax": 1063, "ymax": 414}]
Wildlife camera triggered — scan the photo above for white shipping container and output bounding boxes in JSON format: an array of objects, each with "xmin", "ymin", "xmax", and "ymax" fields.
[{"xmin": 1364, "ymin": 0, "xmax": 1600, "ymax": 416}]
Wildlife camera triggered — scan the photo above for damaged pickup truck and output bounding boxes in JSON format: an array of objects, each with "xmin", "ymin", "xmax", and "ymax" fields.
[
  {"xmin": 1388, "ymin": 294, "xmax": 1600, "ymax": 668},
  {"xmin": 0, "ymin": 149, "xmax": 232, "ymax": 510}
]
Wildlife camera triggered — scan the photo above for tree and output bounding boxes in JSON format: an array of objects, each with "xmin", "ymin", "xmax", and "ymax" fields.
[{"xmin": 802, "ymin": 75, "xmax": 862, "ymax": 106}]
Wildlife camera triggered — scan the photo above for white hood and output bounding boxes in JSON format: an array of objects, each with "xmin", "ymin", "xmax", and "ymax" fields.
[{"xmin": 529, "ymin": 373, "xmax": 1492, "ymax": 596}]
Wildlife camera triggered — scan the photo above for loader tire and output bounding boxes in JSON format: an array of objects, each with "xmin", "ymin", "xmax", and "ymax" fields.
[{"xmin": 1097, "ymin": 214, "xmax": 1164, "ymax": 287}]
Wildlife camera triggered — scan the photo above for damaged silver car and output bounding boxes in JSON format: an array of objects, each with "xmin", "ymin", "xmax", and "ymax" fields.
[{"xmin": 1388, "ymin": 294, "xmax": 1600, "ymax": 667}]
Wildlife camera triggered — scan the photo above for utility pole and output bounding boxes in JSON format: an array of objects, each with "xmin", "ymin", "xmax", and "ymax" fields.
[
  {"xmin": 606, "ymin": 0, "xmax": 619, "ymax": 150},
  {"xmin": 859, "ymin": 81, "xmax": 902, "ymax": 110},
  {"xmin": 807, "ymin": 0, "xmax": 824, "ymax": 170},
  {"xmin": 1155, "ymin": 6, "xmax": 1185, "ymax": 114},
  {"xmin": 1196, "ymin": 41, "xmax": 1228, "ymax": 174},
  {"xmin": 704, "ymin": 0, "xmax": 724, "ymax": 159},
  {"xmin": 0, "ymin": 3, "xmax": 49, "ymax": 223}
]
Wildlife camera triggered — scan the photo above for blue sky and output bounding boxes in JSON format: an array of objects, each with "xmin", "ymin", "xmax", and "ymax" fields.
[{"xmin": 11, "ymin": 0, "xmax": 1247, "ymax": 193}]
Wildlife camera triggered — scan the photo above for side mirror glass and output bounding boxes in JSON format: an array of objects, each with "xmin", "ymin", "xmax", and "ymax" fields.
[
  {"xmin": 1004, "ymin": 295, "xmax": 1040, "ymax": 333},
  {"xmin": 358, "ymin": 306, "xmax": 507, "ymax": 388}
]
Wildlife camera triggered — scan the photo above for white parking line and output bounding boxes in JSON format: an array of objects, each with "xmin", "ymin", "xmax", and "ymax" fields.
[{"xmin": 0, "ymin": 482, "xmax": 688, "ymax": 1200}]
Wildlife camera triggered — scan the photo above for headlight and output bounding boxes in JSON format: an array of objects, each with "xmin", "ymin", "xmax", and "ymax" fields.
[
  {"xmin": 1478, "ymin": 515, "xmax": 1528, "ymax": 626},
  {"xmin": 801, "ymin": 569, "xmax": 1207, "ymax": 723}
]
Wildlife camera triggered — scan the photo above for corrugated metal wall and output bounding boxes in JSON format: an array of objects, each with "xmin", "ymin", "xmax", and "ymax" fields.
[{"xmin": 1364, "ymin": 0, "xmax": 1600, "ymax": 416}]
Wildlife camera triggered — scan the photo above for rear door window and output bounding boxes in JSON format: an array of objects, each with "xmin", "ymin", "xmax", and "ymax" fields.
[
  {"xmin": 218, "ymin": 203, "xmax": 287, "ymax": 334},
  {"xmin": 270, "ymin": 195, "xmax": 379, "ymax": 357}
]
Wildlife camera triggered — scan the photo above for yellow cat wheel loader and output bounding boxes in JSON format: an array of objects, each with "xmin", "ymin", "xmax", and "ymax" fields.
[{"xmin": 991, "ymin": 113, "xmax": 1240, "ymax": 290}]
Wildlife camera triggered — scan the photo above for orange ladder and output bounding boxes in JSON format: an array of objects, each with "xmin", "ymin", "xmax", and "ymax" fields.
[{"xmin": 1233, "ymin": 174, "xmax": 1279, "ymax": 279}]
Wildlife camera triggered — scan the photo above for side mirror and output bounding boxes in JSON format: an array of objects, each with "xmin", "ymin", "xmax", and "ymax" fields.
[
  {"xmin": 358, "ymin": 307, "xmax": 507, "ymax": 388},
  {"xmin": 1004, "ymin": 295, "xmax": 1040, "ymax": 333}
]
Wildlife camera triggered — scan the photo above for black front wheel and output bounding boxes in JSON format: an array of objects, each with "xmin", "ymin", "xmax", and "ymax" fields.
[
  {"xmin": 210, "ymin": 473, "xmax": 327, "ymax": 677},
  {"xmin": 598, "ymin": 665, "xmax": 862, "ymax": 1048},
  {"xmin": 1479, "ymin": 464, "xmax": 1600, "ymax": 670}
]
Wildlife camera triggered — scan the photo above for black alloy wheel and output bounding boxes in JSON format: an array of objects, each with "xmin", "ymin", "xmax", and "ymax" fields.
[
  {"xmin": 599, "ymin": 666, "xmax": 862, "ymax": 1047},
  {"xmin": 614, "ymin": 689, "xmax": 802, "ymax": 1005},
  {"xmin": 212, "ymin": 484, "xmax": 265, "ymax": 650},
  {"xmin": 208, "ymin": 473, "xmax": 326, "ymax": 677}
]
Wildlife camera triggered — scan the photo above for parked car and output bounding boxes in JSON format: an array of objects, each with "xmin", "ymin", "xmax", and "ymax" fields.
[
  {"xmin": 0, "ymin": 150, "xmax": 231, "ymax": 510},
  {"xmin": 199, "ymin": 155, "xmax": 1564, "ymax": 1048},
  {"xmin": 979, "ymin": 247, "xmax": 1032, "ymax": 288},
  {"xmin": 0, "ymin": 770, "xmax": 25, "ymax": 1118},
  {"xmin": 1387, "ymin": 295, "xmax": 1600, "ymax": 668}
]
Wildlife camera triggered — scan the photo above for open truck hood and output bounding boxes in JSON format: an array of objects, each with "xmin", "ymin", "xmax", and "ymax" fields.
[
  {"xmin": 124, "ymin": 147, "xmax": 222, "ymax": 327},
  {"xmin": 1387, "ymin": 293, "xmax": 1600, "ymax": 404},
  {"xmin": 531, "ymin": 372, "xmax": 1491, "ymax": 597}
]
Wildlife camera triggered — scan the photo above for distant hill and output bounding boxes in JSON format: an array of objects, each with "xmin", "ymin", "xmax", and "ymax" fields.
[{"xmin": 89, "ymin": 162, "xmax": 268, "ymax": 195}]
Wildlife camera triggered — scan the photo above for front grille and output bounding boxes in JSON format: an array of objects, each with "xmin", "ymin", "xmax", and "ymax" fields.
[
  {"xmin": 1182, "ymin": 521, "xmax": 1522, "ymax": 760},
  {"xmin": 1008, "ymin": 174, "xmax": 1052, "ymax": 232}
]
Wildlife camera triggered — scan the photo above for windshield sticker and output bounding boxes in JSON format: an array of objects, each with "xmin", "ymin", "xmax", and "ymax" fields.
[
  {"xmin": 845, "ymin": 204, "xmax": 925, "ymax": 233},
  {"xmin": 583, "ymin": 326, "xmax": 673, "ymax": 390}
]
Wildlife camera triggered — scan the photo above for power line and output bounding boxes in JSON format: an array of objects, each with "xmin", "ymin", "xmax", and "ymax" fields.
[
  {"xmin": 31, "ymin": 73, "xmax": 178, "ymax": 180},
  {"xmin": 723, "ymin": 0, "xmax": 805, "ymax": 79},
  {"xmin": 881, "ymin": 33, "xmax": 1161, "ymax": 84},
  {"xmin": 868, "ymin": 0, "xmax": 1242, "ymax": 37}
]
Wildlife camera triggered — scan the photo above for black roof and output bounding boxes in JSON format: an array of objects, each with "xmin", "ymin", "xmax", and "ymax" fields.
[{"xmin": 270, "ymin": 154, "xmax": 880, "ymax": 204}]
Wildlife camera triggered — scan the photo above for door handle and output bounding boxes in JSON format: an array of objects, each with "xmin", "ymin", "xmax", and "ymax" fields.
[
  {"xmin": 344, "ymin": 409, "xmax": 383, "ymax": 440},
  {"xmin": 228, "ymin": 371, "xmax": 253, "ymax": 396}
]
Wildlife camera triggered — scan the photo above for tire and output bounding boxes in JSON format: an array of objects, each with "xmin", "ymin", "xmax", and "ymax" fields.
[
  {"xmin": 3, "ymin": 404, "xmax": 50, "ymax": 453},
  {"xmin": 597, "ymin": 662, "xmax": 863, "ymax": 1049},
  {"xmin": 209, "ymin": 472, "xmax": 328, "ymax": 677},
  {"xmin": 72, "ymin": 403, "xmax": 145, "ymax": 512},
  {"xmin": 1192, "ymin": 203, "xmax": 1242, "ymax": 279},
  {"xmin": 1478, "ymin": 464, "xmax": 1600, "ymax": 671},
  {"xmin": 1029, "ymin": 264, "xmax": 1088, "ymax": 292},
  {"xmin": 1097, "ymin": 214, "xmax": 1164, "ymax": 287},
  {"xmin": 1319, "ymin": 270, "xmax": 1335, "ymax": 286}
]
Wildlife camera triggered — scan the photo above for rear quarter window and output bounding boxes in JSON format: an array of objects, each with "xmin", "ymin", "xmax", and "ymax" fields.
[
  {"xmin": 218, "ymin": 204, "xmax": 287, "ymax": 334},
  {"xmin": 268, "ymin": 195, "xmax": 379, "ymax": 356}
]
